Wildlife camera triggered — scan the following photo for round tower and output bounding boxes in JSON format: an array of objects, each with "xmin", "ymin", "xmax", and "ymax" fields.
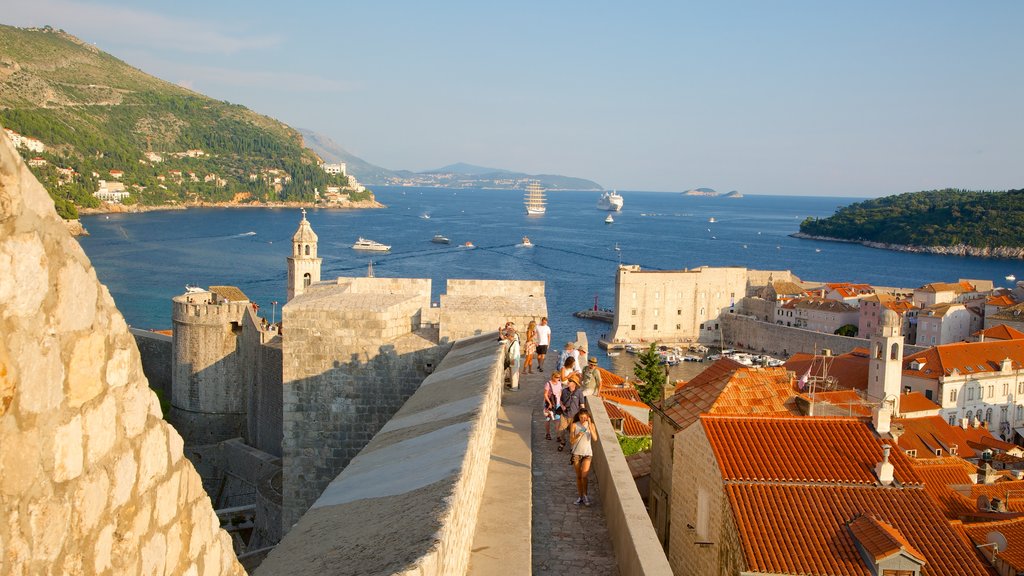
[
  {"xmin": 870, "ymin": 308, "xmax": 904, "ymax": 434},
  {"xmin": 287, "ymin": 208, "xmax": 321, "ymax": 302},
  {"xmin": 170, "ymin": 289, "xmax": 249, "ymax": 444}
]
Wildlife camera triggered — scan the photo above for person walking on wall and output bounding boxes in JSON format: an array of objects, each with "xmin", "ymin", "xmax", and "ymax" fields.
[
  {"xmin": 542, "ymin": 372, "xmax": 563, "ymax": 440},
  {"xmin": 522, "ymin": 320, "xmax": 538, "ymax": 374},
  {"xmin": 502, "ymin": 322, "xmax": 521, "ymax": 389},
  {"xmin": 535, "ymin": 316, "xmax": 552, "ymax": 372},
  {"xmin": 570, "ymin": 408, "xmax": 599, "ymax": 505},
  {"xmin": 558, "ymin": 374, "xmax": 585, "ymax": 451},
  {"xmin": 558, "ymin": 342, "xmax": 582, "ymax": 376},
  {"xmin": 581, "ymin": 356, "xmax": 602, "ymax": 397}
]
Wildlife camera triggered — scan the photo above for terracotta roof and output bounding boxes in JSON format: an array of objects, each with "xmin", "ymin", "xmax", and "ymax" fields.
[
  {"xmin": 992, "ymin": 302, "xmax": 1024, "ymax": 321},
  {"xmin": 624, "ymin": 451, "xmax": 651, "ymax": 478},
  {"xmin": 657, "ymin": 359, "xmax": 798, "ymax": 430},
  {"xmin": 918, "ymin": 281, "xmax": 971, "ymax": 294},
  {"xmin": 969, "ymin": 480, "xmax": 1024, "ymax": 513},
  {"xmin": 784, "ymin": 349, "xmax": 870, "ymax": 391},
  {"xmin": 903, "ymin": 339, "xmax": 1024, "ymax": 381},
  {"xmin": 703, "ymin": 415, "xmax": 922, "ymax": 485},
  {"xmin": 782, "ymin": 297, "xmax": 859, "ymax": 313},
  {"xmin": 604, "ymin": 401, "xmax": 652, "ymax": 436},
  {"xmin": 599, "ymin": 387, "xmax": 648, "ymax": 409},
  {"xmin": 798, "ymin": 389, "xmax": 873, "ymax": 417},
  {"xmin": 846, "ymin": 514, "xmax": 926, "ymax": 564},
  {"xmin": 828, "ymin": 283, "xmax": 875, "ymax": 299},
  {"xmin": 918, "ymin": 302, "xmax": 964, "ymax": 318},
  {"xmin": 208, "ymin": 285, "xmax": 249, "ymax": 302},
  {"xmin": 988, "ymin": 294, "xmax": 1018, "ymax": 308},
  {"xmin": 912, "ymin": 460, "xmax": 976, "ymax": 520},
  {"xmin": 975, "ymin": 324, "xmax": 1024, "ymax": 341},
  {"xmin": 596, "ymin": 366, "xmax": 625, "ymax": 386},
  {"xmin": 726, "ymin": 483, "xmax": 992, "ymax": 576},
  {"xmin": 893, "ymin": 416, "xmax": 981, "ymax": 459},
  {"xmin": 770, "ymin": 280, "xmax": 805, "ymax": 296},
  {"xmin": 963, "ymin": 517, "xmax": 1024, "ymax": 572},
  {"xmin": 898, "ymin": 391, "xmax": 941, "ymax": 414}
]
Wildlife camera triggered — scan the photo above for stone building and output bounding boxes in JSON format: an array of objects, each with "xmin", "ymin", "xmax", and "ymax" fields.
[{"xmin": 605, "ymin": 264, "xmax": 797, "ymax": 345}]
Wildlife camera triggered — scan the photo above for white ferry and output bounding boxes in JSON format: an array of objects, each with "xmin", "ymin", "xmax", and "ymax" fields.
[
  {"xmin": 597, "ymin": 190, "xmax": 623, "ymax": 211},
  {"xmin": 352, "ymin": 237, "xmax": 391, "ymax": 251}
]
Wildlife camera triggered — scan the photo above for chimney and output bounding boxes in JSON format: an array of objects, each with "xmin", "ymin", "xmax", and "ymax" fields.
[
  {"xmin": 1014, "ymin": 470, "xmax": 1024, "ymax": 481},
  {"xmin": 875, "ymin": 445, "xmax": 895, "ymax": 486},
  {"xmin": 961, "ymin": 417, "xmax": 970, "ymax": 430},
  {"xmin": 979, "ymin": 332, "xmax": 986, "ymax": 343}
]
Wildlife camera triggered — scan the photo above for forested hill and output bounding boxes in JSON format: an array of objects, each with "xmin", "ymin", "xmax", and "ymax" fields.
[
  {"xmin": 0, "ymin": 25, "xmax": 370, "ymax": 218},
  {"xmin": 799, "ymin": 188, "xmax": 1024, "ymax": 248}
]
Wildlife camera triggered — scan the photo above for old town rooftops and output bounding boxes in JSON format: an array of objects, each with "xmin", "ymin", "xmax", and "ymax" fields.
[
  {"xmin": 963, "ymin": 517, "xmax": 1024, "ymax": 573},
  {"xmin": 974, "ymin": 324, "xmax": 1024, "ymax": 341},
  {"xmin": 208, "ymin": 285, "xmax": 249, "ymax": 302},
  {"xmin": 846, "ymin": 514, "xmax": 926, "ymax": 565},
  {"xmin": 784, "ymin": 348, "xmax": 871, "ymax": 390},
  {"xmin": 658, "ymin": 358, "xmax": 798, "ymax": 430},
  {"xmin": 780, "ymin": 297, "xmax": 859, "ymax": 313},
  {"xmin": 903, "ymin": 339, "xmax": 1024, "ymax": 380},
  {"xmin": 702, "ymin": 415, "xmax": 921, "ymax": 485},
  {"xmin": 917, "ymin": 280, "xmax": 976, "ymax": 293}
]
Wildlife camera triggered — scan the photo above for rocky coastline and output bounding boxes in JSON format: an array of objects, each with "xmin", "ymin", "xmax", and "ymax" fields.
[
  {"xmin": 790, "ymin": 232, "xmax": 1024, "ymax": 259},
  {"xmin": 66, "ymin": 198, "xmax": 386, "ymax": 236}
]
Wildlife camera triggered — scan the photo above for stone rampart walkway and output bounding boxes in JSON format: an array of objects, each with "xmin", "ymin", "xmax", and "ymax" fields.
[{"xmin": 524, "ymin": 370, "xmax": 620, "ymax": 574}]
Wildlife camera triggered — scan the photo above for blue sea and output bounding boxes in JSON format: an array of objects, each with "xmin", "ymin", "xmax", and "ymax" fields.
[{"xmin": 78, "ymin": 188, "xmax": 1020, "ymax": 375}]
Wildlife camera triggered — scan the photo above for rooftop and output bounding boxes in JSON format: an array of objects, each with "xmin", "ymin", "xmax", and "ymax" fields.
[{"xmin": 903, "ymin": 340, "xmax": 1024, "ymax": 381}]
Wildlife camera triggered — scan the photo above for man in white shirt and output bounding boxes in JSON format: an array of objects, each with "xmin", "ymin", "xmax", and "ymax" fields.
[{"xmin": 535, "ymin": 316, "xmax": 552, "ymax": 372}]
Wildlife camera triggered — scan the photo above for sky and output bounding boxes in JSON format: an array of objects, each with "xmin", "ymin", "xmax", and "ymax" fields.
[{"xmin": 6, "ymin": 1, "xmax": 1023, "ymax": 196}]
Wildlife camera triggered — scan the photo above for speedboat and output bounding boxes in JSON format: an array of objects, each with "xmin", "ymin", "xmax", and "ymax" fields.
[
  {"xmin": 708, "ymin": 217, "xmax": 716, "ymax": 223},
  {"xmin": 352, "ymin": 237, "xmax": 391, "ymax": 251},
  {"xmin": 1008, "ymin": 275, "xmax": 1017, "ymax": 282},
  {"xmin": 431, "ymin": 234, "xmax": 450, "ymax": 244},
  {"xmin": 605, "ymin": 214, "xmax": 614, "ymax": 224},
  {"xmin": 520, "ymin": 236, "xmax": 533, "ymax": 247},
  {"xmin": 597, "ymin": 190, "xmax": 623, "ymax": 211},
  {"xmin": 420, "ymin": 212, "xmax": 431, "ymax": 219},
  {"xmin": 462, "ymin": 241, "xmax": 475, "ymax": 248}
]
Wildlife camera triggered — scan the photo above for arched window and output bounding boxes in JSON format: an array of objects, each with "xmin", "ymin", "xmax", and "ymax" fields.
[
  {"xmin": 875, "ymin": 343, "xmax": 883, "ymax": 360},
  {"xmin": 303, "ymin": 273, "xmax": 311, "ymax": 288},
  {"xmin": 890, "ymin": 343, "xmax": 899, "ymax": 360},
  {"xmin": 976, "ymin": 409, "xmax": 983, "ymax": 422},
  {"xmin": 985, "ymin": 408, "xmax": 993, "ymax": 423},
  {"xmin": 1017, "ymin": 405, "xmax": 1023, "ymax": 421},
  {"xmin": 305, "ymin": 244, "xmax": 311, "ymax": 256}
]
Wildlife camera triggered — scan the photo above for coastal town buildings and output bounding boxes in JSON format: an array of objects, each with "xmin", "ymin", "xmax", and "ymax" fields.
[
  {"xmin": 321, "ymin": 161, "xmax": 346, "ymax": 175},
  {"xmin": 774, "ymin": 296, "xmax": 859, "ymax": 333},
  {"xmin": 859, "ymin": 293, "xmax": 915, "ymax": 339},
  {"xmin": 914, "ymin": 301, "xmax": 982, "ymax": 346},
  {"xmin": 92, "ymin": 179, "xmax": 130, "ymax": 202}
]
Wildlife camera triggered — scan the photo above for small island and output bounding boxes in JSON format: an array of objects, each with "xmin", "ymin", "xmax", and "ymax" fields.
[
  {"xmin": 795, "ymin": 187, "xmax": 1024, "ymax": 258},
  {"xmin": 723, "ymin": 190, "xmax": 743, "ymax": 198},
  {"xmin": 683, "ymin": 187, "xmax": 718, "ymax": 197}
]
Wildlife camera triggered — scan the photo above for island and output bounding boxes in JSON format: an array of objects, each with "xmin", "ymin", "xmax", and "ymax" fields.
[
  {"xmin": 723, "ymin": 190, "xmax": 743, "ymax": 198},
  {"xmin": 683, "ymin": 187, "xmax": 718, "ymax": 197}
]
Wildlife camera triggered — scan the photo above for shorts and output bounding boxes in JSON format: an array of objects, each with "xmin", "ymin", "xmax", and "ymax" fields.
[
  {"xmin": 559, "ymin": 417, "xmax": 572, "ymax": 431},
  {"xmin": 572, "ymin": 454, "xmax": 592, "ymax": 466},
  {"xmin": 537, "ymin": 344, "xmax": 549, "ymax": 355}
]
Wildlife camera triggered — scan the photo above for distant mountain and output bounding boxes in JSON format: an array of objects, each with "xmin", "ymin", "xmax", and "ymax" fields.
[
  {"xmin": 298, "ymin": 129, "xmax": 602, "ymax": 190},
  {"xmin": 0, "ymin": 24, "xmax": 371, "ymax": 219}
]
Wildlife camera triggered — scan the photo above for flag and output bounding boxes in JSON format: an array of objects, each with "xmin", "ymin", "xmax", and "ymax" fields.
[{"xmin": 798, "ymin": 367, "xmax": 811, "ymax": 391}]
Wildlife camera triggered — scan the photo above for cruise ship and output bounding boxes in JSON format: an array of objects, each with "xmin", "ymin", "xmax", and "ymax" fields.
[
  {"xmin": 524, "ymin": 181, "xmax": 546, "ymax": 215},
  {"xmin": 597, "ymin": 190, "xmax": 623, "ymax": 211},
  {"xmin": 351, "ymin": 237, "xmax": 391, "ymax": 251}
]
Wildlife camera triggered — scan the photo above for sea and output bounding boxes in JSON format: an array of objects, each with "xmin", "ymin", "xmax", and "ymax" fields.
[{"xmin": 77, "ymin": 187, "xmax": 1021, "ymax": 379}]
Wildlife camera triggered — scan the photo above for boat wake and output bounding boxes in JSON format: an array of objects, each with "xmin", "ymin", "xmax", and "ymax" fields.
[{"xmin": 233, "ymin": 231, "xmax": 257, "ymax": 237}]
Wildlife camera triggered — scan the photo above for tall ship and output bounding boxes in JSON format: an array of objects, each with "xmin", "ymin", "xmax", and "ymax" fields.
[
  {"xmin": 597, "ymin": 190, "xmax": 623, "ymax": 211},
  {"xmin": 524, "ymin": 181, "xmax": 546, "ymax": 215}
]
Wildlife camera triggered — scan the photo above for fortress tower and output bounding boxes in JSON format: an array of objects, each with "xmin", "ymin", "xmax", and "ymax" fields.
[
  {"xmin": 287, "ymin": 208, "xmax": 321, "ymax": 302},
  {"xmin": 869, "ymin": 308, "xmax": 904, "ymax": 434}
]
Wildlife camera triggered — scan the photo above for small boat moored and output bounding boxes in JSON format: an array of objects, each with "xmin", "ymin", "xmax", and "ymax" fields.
[
  {"xmin": 1008, "ymin": 274, "xmax": 1017, "ymax": 282},
  {"xmin": 431, "ymin": 234, "xmax": 450, "ymax": 244},
  {"xmin": 605, "ymin": 214, "xmax": 614, "ymax": 224},
  {"xmin": 352, "ymin": 237, "xmax": 391, "ymax": 251}
]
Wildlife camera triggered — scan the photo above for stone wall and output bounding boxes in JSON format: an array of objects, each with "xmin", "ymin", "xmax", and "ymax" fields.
[
  {"xmin": 439, "ymin": 279, "xmax": 548, "ymax": 342},
  {"xmin": 721, "ymin": 313, "xmax": 926, "ymax": 357},
  {"xmin": 257, "ymin": 333, "xmax": 504, "ymax": 576},
  {"xmin": 0, "ymin": 130, "xmax": 243, "ymax": 574},
  {"xmin": 131, "ymin": 328, "xmax": 173, "ymax": 397},
  {"xmin": 239, "ymin": 307, "xmax": 283, "ymax": 457}
]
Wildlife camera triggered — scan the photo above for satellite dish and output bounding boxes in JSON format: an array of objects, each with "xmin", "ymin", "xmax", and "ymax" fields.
[
  {"xmin": 978, "ymin": 495, "xmax": 991, "ymax": 511},
  {"xmin": 987, "ymin": 530, "xmax": 1009, "ymax": 553}
]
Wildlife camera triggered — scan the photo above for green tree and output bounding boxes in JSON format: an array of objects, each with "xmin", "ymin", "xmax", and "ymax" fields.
[
  {"xmin": 633, "ymin": 343, "xmax": 667, "ymax": 406},
  {"xmin": 835, "ymin": 324, "xmax": 858, "ymax": 337},
  {"xmin": 618, "ymin": 435, "xmax": 652, "ymax": 456}
]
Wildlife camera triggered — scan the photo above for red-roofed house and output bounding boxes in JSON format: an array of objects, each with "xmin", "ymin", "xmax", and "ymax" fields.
[
  {"xmin": 963, "ymin": 517, "xmax": 1024, "ymax": 576},
  {"xmin": 824, "ymin": 282, "xmax": 876, "ymax": 305},
  {"xmin": 784, "ymin": 347, "xmax": 871, "ymax": 391},
  {"xmin": 974, "ymin": 324, "xmax": 1024, "ymax": 343},
  {"xmin": 859, "ymin": 293, "xmax": 916, "ymax": 340},
  {"xmin": 915, "ymin": 302, "xmax": 982, "ymax": 346},
  {"xmin": 668, "ymin": 415, "xmax": 992, "ymax": 576},
  {"xmin": 896, "ymin": 391, "xmax": 941, "ymax": 418},
  {"xmin": 775, "ymin": 296, "xmax": 859, "ymax": 333}
]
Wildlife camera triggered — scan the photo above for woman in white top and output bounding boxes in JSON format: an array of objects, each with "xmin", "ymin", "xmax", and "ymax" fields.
[{"xmin": 569, "ymin": 408, "xmax": 599, "ymax": 506}]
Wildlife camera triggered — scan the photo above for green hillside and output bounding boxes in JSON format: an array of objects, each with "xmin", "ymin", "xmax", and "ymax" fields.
[
  {"xmin": 0, "ymin": 25, "xmax": 371, "ymax": 218},
  {"xmin": 799, "ymin": 188, "xmax": 1024, "ymax": 248}
]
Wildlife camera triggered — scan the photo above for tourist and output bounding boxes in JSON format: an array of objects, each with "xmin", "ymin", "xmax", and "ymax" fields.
[
  {"xmin": 535, "ymin": 317, "xmax": 551, "ymax": 371},
  {"xmin": 558, "ymin": 374, "xmax": 585, "ymax": 451},
  {"xmin": 581, "ymin": 356, "xmax": 602, "ymax": 397},
  {"xmin": 559, "ymin": 355, "xmax": 577, "ymax": 385},
  {"xmin": 543, "ymin": 372, "xmax": 563, "ymax": 440},
  {"xmin": 522, "ymin": 320, "xmax": 538, "ymax": 374},
  {"xmin": 502, "ymin": 322, "xmax": 521, "ymax": 385},
  {"xmin": 570, "ymin": 408, "xmax": 599, "ymax": 505},
  {"xmin": 559, "ymin": 342, "xmax": 582, "ymax": 375}
]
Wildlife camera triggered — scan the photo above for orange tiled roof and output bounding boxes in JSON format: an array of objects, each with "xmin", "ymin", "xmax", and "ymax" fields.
[
  {"xmin": 801, "ymin": 389, "xmax": 873, "ymax": 417},
  {"xmin": 828, "ymin": 283, "xmax": 875, "ymax": 298},
  {"xmin": 988, "ymin": 294, "xmax": 1018, "ymax": 308},
  {"xmin": 599, "ymin": 386, "xmax": 648, "ymax": 409},
  {"xmin": 898, "ymin": 391, "xmax": 941, "ymax": 414},
  {"xmin": 595, "ymin": 366, "xmax": 625, "ymax": 386},
  {"xmin": 963, "ymin": 426, "xmax": 1019, "ymax": 452},
  {"xmin": 703, "ymin": 415, "xmax": 922, "ymax": 485},
  {"xmin": 975, "ymin": 324, "xmax": 1024, "ymax": 341},
  {"xmin": 784, "ymin": 350, "xmax": 870, "ymax": 391},
  {"xmin": 970, "ymin": 480, "xmax": 1024, "ymax": 513},
  {"xmin": 903, "ymin": 339, "xmax": 1024, "ymax": 381},
  {"xmin": 893, "ymin": 416, "xmax": 982, "ymax": 459},
  {"xmin": 963, "ymin": 517, "xmax": 1024, "ymax": 572},
  {"xmin": 912, "ymin": 460, "xmax": 976, "ymax": 520},
  {"xmin": 726, "ymin": 483, "xmax": 992, "ymax": 576},
  {"xmin": 657, "ymin": 359, "xmax": 798, "ymax": 430},
  {"xmin": 209, "ymin": 285, "xmax": 249, "ymax": 302},
  {"xmin": 918, "ymin": 281, "xmax": 971, "ymax": 294},
  {"xmin": 603, "ymin": 401, "xmax": 652, "ymax": 436},
  {"xmin": 846, "ymin": 514, "xmax": 926, "ymax": 564}
]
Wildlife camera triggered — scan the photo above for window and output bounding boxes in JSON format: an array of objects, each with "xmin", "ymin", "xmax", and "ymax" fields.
[
  {"xmin": 655, "ymin": 291, "xmax": 660, "ymax": 300},
  {"xmin": 968, "ymin": 388, "xmax": 974, "ymax": 401},
  {"xmin": 890, "ymin": 343, "xmax": 899, "ymax": 360},
  {"xmin": 985, "ymin": 408, "xmax": 993, "ymax": 423},
  {"xmin": 905, "ymin": 449, "xmax": 917, "ymax": 457},
  {"xmin": 948, "ymin": 413, "xmax": 957, "ymax": 426},
  {"xmin": 696, "ymin": 489, "xmax": 711, "ymax": 542},
  {"xmin": 988, "ymin": 386, "xmax": 994, "ymax": 398},
  {"xmin": 1005, "ymin": 383, "xmax": 1010, "ymax": 395},
  {"xmin": 632, "ymin": 309, "xmax": 637, "ymax": 316},
  {"xmin": 303, "ymin": 273, "xmax": 311, "ymax": 288},
  {"xmin": 654, "ymin": 324, "xmax": 659, "ymax": 330},
  {"xmin": 631, "ymin": 325, "xmax": 636, "ymax": 331},
  {"xmin": 304, "ymin": 244, "xmax": 310, "ymax": 256},
  {"xmin": 1017, "ymin": 405, "xmax": 1023, "ymax": 421},
  {"xmin": 949, "ymin": 388, "xmax": 958, "ymax": 403},
  {"xmin": 677, "ymin": 309, "xmax": 682, "ymax": 315},
  {"xmin": 1001, "ymin": 406, "xmax": 1008, "ymax": 423},
  {"xmin": 676, "ymin": 324, "xmax": 681, "ymax": 330}
]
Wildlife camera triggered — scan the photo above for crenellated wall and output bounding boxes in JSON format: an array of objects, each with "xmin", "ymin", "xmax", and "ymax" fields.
[
  {"xmin": 439, "ymin": 279, "xmax": 548, "ymax": 342},
  {"xmin": 0, "ymin": 128, "xmax": 244, "ymax": 574}
]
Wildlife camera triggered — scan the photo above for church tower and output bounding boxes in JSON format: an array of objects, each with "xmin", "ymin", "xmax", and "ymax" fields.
[
  {"xmin": 869, "ymin": 308, "xmax": 904, "ymax": 434},
  {"xmin": 287, "ymin": 209, "xmax": 321, "ymax": 302}
]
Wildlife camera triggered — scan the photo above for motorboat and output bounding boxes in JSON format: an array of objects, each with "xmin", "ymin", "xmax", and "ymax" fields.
[
  {"xmin": 605, "ymin": 214, "xmax": 614, "ymax": 224},
  {"xmin": 420, "ymin": 212, "xmax": 431, "ymax": 219},
  {"xmin": 352, "ymin": 237, "xmax": 391, "ymax": 251},
  {"xmin": 431, "ymin": 234, "xmax": 450, "ymax": 244},
  {"xmin": 1007, "ymin": 275, "xmax": 1017, "ymax": 282},
  {"xmin": 597, "ymin": 190, "xmax": 623, "ymax": 211},
  {"xmin": 524, "ymin": 181, "xmax": 546, "ymax": 215},
  {"xmin": 462, "ymin": 241, "xmax": 475, "ymax": 248},
  {"xmin": 520, "ymin": 236, "xmax": 533, "ymax": 247},
  {"xmin": 708, "ymin": 217, "xmax": 716, "ymax": 223}
]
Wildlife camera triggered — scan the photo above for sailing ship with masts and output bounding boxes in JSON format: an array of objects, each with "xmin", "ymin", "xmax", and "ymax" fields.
[{"xmin": 524, "ymin": 181, "xmax": 546, "ymax": 215}]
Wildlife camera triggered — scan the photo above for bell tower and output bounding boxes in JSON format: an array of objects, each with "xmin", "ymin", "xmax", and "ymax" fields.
[
  {"xmin": 870, "ymin": 309, "xmax": 904, "ymax": 434},
  {"xmin": 287, "ymin": 208, "xmax": 321, "ymax": 302}
]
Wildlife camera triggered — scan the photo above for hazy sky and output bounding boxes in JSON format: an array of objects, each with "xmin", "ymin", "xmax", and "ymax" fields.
[{"xmin": 7, "ymin": 1, "xmax": 1023, "ymax": 195}]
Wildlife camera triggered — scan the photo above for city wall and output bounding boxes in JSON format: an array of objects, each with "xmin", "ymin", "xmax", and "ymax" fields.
[
  {"xmin": 0, "ymin": 131, "xmax": 243, "ymax": 574},
  {"xmin": 721, "ymin": 313, "xmax": 926, "ymax": 357},
  {"xmin": 439, "ymin": 279, "xmax": 548, "ymax": 341},
  {"xmin": 131, "ymin": 328, "xmax": 172, "ymax": 397},
  {"xmin": 257, "ymin": 333, "xmax": 504, "ymax": 576},
  {"xmin": 239, "ymin": 307, "xmax": 283, "ymax": 457}
]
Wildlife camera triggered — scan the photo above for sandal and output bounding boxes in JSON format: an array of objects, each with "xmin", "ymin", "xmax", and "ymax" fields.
[{"xmin": 557, "ymin": 444, "xmax": 564, "ymax": 452}]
